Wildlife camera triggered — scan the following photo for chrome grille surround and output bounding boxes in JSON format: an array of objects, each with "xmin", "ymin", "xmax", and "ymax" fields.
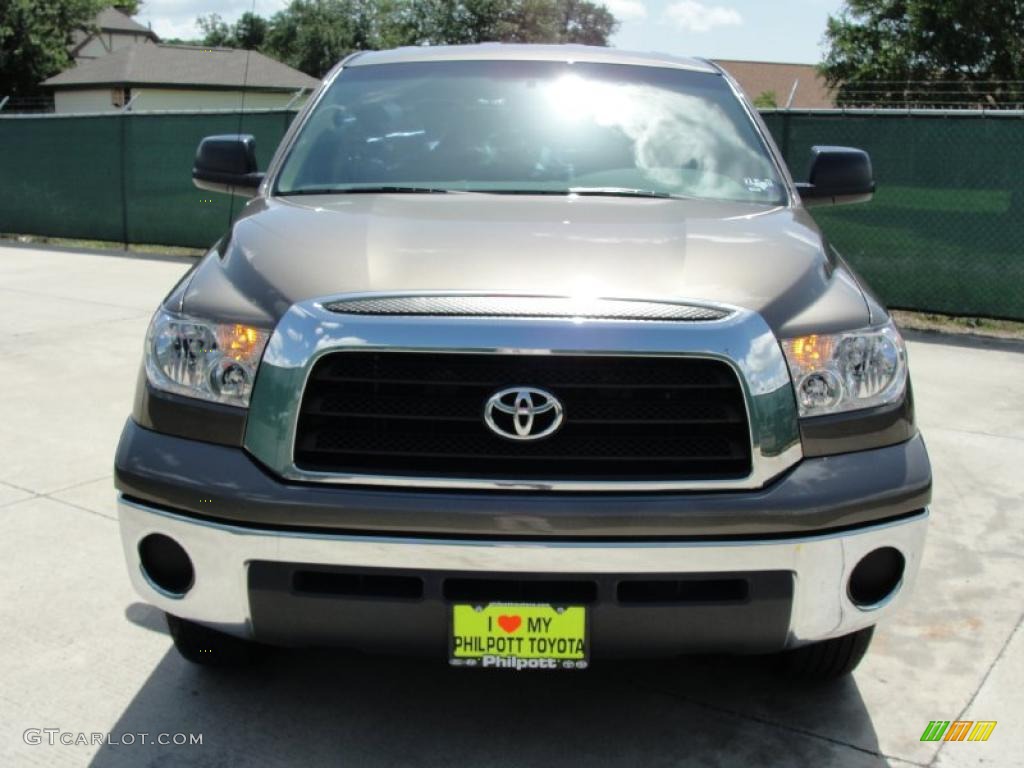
[{"xmin": 244, "ymin": 291, "xmax": 802, "ymax": 491}]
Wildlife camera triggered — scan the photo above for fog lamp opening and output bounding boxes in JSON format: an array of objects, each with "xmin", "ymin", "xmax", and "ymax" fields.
[
  {"xmin": 848, "ymin": 546, "xmax": 905, "ymax": 608},
  {"xmin": 138, "ymin": 533, "xmax": 194, "ymax": 597}
]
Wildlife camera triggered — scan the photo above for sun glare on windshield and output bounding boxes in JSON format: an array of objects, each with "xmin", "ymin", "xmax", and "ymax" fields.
[{"xmin": 275, "ymin": 60, "xmax": 786, "ymax": 205}]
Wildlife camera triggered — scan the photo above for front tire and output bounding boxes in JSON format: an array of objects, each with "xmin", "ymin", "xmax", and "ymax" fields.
[
  {"xmin": 166, "ymin": 613, "xmax": 257, "ymax": 666},
  {"xmin": 780, "ymin": 626, "xmax": 874, "ymax": 681}
]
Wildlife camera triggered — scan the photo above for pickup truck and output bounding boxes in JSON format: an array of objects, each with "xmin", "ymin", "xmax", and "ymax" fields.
[{"xmin": 114, "ymin": 44, "xmax": 931, "ymax": 680}]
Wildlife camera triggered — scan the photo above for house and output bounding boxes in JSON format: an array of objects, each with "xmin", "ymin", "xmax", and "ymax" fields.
[
  {"xmin": 714, "ymin": 60, "xmax": 835, "ymax": 109},
  {"xmin": 70, "ymin": 6, "xmax": 160, "ymax": 62},
  {"xmin": 42, "ymin": 44, "xmax": 320, "ymax": 113}
]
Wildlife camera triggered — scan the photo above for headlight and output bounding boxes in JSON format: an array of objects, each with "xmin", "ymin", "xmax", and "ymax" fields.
[
  {"xmin": 781, "ymin": 320, "xmax": 907, "ymax": 417},
  {"xmin": 145, "ymin": 309, "xmax": 270, "ymax": 407}
]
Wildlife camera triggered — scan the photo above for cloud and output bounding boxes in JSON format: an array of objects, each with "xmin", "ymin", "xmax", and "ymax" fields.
[
  {"xmin": 664, "ymin": 1, "xmax": 743, "ymax": 33},
  {"xmin": 602, "ymin": 0, "xmax": 648, "ymax": 22}
]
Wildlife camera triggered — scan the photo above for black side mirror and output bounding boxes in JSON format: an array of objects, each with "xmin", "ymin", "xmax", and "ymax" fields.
[
  {"xmin": 192, "ymin": 134, "xmax": 264, "ymax": 197},
  {"xmin": 795, "ymin": 146, "xmax": 874, "ymax": 207}
]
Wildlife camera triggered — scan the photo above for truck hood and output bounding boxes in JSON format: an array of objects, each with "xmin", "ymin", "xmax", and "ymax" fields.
[{"xmin": 178, "ymin": 194, "xmax": 870, "ymax": 337}]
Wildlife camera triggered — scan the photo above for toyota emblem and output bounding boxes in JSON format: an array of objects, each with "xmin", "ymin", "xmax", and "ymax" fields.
[{"xmin": 483, "ymin": 387, "xmax": 564, "ymax": 441}]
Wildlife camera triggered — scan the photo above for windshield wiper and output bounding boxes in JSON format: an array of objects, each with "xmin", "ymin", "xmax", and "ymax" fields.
[
  {"xmin": 470, "ymin": 187, "xmax": 686, "ymax": 199},
  {"xmin": 280, "ymin": 185, "xmax": 689, "ymax": 199},
  {"xmin": 569, "ymin": 187, "xmax": 688, "ymax": 200},
  {"xmin": 279, "ymin": 185, "xmax": 453, "ymax": 196}
]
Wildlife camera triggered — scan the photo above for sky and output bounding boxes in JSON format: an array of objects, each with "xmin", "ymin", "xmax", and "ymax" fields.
[{"xmin": 135, "ymin": 0, "xmax": 845, "ymax": 64}]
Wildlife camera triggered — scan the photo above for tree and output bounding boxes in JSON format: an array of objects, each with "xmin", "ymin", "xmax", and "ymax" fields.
[
  {"xmin": 199, "ymin": 11, "xmax": 269, "ymax": 50},
  {"xmin": 0, "ymin": 0, "xmax": 105, "ymax": 98},
  {"xmin": 753, "ymin": 90, "xmax": 778, "ymax": 109},
  {"xmin": 264, "ymin": 0, "xmax": 380, "ymax": 78},
  {"xmin": 260, "ymin": 0, "xmax": 619, "ymax": 77},
  {"xmin": 197, "ymin": 13, "xmax": 233, "ymax": 46},
  {"xmin": 399, "ymin": 0, "xmax": 616, "ymax": 46},
  {"xmin": 556, "ymin": 0, "xmax": 616, "ymax": 45},
  {"xmin": 234, "ymin": 11, "xmax": 268, "ymax": 50},
  {"xmin": 821, "ymin": 0, "xmax": 1024, "ymax": 107}
]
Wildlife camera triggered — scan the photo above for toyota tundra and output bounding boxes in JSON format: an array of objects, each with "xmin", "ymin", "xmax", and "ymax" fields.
[{"xmin": 114, "ymin": 44, "xmax": 931, "ymax": 679}]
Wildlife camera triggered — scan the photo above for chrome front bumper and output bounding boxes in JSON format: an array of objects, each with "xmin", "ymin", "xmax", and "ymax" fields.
[{"xmin": 118, "ymin": 496, "xmax": 928, "ymax": 649}]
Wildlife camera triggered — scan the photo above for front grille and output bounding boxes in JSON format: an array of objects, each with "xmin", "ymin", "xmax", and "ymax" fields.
[{"xmin": 294, "ymin": 352, "xmax": 752, "ymax": 482}]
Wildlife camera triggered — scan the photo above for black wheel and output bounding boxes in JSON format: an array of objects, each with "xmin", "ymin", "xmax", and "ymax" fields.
[
  {"xmin": 166, "ymin": 613, "xmax": 257, "ymax": 667},
  {"xmin": 780, "ymin": 626, "xmax": 874, "ymax": 681}
]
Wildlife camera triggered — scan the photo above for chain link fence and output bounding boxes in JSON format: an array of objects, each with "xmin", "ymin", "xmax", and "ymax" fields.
[{"xmin": 1, "ymin": 108, "xmax": 1021, "ymax": 319}]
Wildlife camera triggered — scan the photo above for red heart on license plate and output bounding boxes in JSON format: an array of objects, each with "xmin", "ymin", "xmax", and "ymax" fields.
[{"xmin": 497, "ymin": 615, "xmax": 522, "ymax": 633}]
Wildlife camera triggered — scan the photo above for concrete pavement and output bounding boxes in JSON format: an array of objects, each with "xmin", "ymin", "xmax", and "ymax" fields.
[{"xmin": 0, "ymin": 243, "xmax": 1020, "ymax": 767}]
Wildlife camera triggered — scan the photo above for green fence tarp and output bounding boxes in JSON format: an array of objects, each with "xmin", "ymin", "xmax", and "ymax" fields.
[
  {"xmin": 762, "ymin": 111, "xmax": 1024, "ymax": 320},
  {"xmin": 0, "ymin": 110, "xmax": 294, "ymax": 249},
  {"xmin": 1, "ymin": 109, "xmax": 1022, "ymax": 319},
  {"xmin": 1, "ymin": 114, "xmax": 125, "ymax": 242}
]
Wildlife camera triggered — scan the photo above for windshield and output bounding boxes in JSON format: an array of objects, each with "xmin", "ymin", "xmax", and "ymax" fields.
[{"xmin": 275, "ymin": 60, "xmax": 786, "ymax": 205}]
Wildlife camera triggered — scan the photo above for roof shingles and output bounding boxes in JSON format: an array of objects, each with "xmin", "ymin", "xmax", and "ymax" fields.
[
  {"xmin": 93, "ymin": 7, "xmax": 157, "ymax": 36},
  {"xmin": 713, "ymin": 59, "xmax": 834, "ymax": 109},
  {"xmin": 44, "ymin": 44, "xmax": 319, "ymax": 91}
]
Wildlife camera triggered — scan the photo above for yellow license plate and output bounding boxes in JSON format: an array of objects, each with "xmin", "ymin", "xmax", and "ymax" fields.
[{"xmin": 450, "ymin": 603, "xmax": 588, "ymax": 670}]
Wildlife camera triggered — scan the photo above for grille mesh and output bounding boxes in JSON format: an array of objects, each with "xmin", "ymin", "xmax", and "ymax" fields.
[
  {"xmin": 294, "ymin": 352, "xmax": 752, "ymax": 482},
  {"xmin": 323, "ymin": 295, "xmax": 730, "ymax": 322}
]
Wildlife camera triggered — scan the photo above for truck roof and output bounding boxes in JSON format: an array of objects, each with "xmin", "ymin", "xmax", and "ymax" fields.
[{"xmin": 346, "ymin": 44, "xmax": 718, "ymax": 73}]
